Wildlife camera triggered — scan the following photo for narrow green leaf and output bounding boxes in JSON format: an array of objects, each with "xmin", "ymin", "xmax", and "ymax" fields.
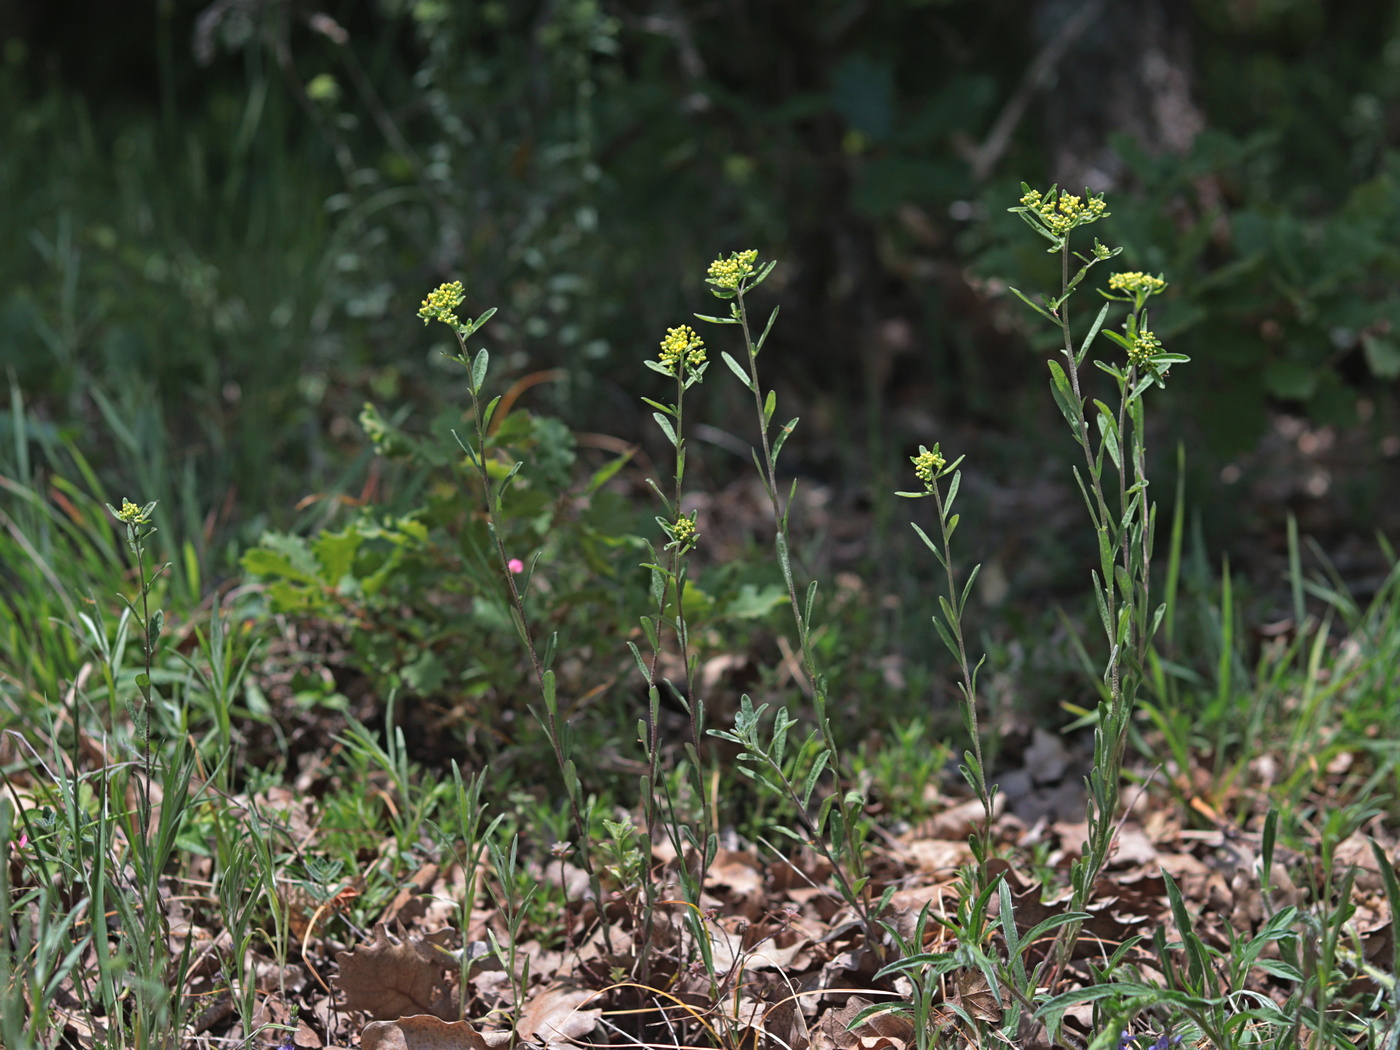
[
  {"xmin": 1262, "ymin": 810, "xmax": 1281, "ymax": 898},
  {"xmin": 801, "ymin": 750, "xmax": 831, "ymax": 808},
  {"xmin": 910, "ymin": 522, "xmax": 942, "ymax": 560},
  {"xmin": 1099, "ymin": 424, "xmax": 1122, "ymax": 476},
  {"xmin": 653, "ymin": 412, "xmax": 679, "ymax": 447},
  {"xmin": 451, "ymin": 428, "xmax": 477, "ymax": 464},
  {"xmin": 781, "ymin": 477, "xmax": 798, "ymax": 532},
  {"xmin": 482, "ymin": 395, "xmax": 503, "ymax": 432},
  {"xmin": 772, "ymin": 416, "xmax": 799, "ymax": 461},
  {"xmin": 628, "ymin": 638, "xmax": 651, "ymax": 679},
  {"xmin": 931, "ymin": 614, "xmax": 960, "ymax": 661},
  {"xmin": 938, "ymin": 594, "xmax": 957, "ymax": 627},
  {"xmin": 1092, "ymin": 570, "xmax": 1112, "ymax": 639},
  {"xmin": 1009, "ymin": 285, "xmax": 1059, "ymax": 323},
  {"xmin": 1077, "ymin": 302, "xmax": 1111, "ymax": 364},
  {"xmin": 1113, "ymin": 564, "xmax": 1132, "ymax": 603},
  {"xmin": 542, "ymin": 669, "xmax": 557, "ymax": 715},
  {"xmin": 722, "ymin": 350, "xmax": 755, "ymax": 389},
  {"xmin": 585, "ymin": 448, "xmax": 635, "ymax": 494},
  {"xmin": 1046, "ymin": 359, "xmax": 1081, "ymax": 429},
  {"xmin": 959, "ymin": 563, "xmax": 982, "ymax": 615},
  {"xmin": 755, "ymin": 304, "xmax": 780, "ymax": 350},
  {"xmin": 471, "ymin": 347, "xmax": 489, "ymax": 392},
  {"xmin": 1287, "ymin": 514, "xmax": 1305, "ymax": 630},
  {"xmin": 775, "ymin": 531, "xmax": 795, "ymax": 594}
]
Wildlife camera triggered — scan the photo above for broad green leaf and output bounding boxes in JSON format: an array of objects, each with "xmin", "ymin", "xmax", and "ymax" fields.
[
  {"xmin": 652, "ymin": 412, "xmax": 678, "ymax": 447},
  {"xmin": 1046, "ymin": 359, "xmax": 1081, "ymax": 429},
  {"xmin": 471, "ymin": 347, "xmax": 489, "ymax": 391}
]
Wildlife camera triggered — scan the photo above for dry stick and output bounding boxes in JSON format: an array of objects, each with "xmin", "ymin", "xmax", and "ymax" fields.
[{"xmin": 966, "ymin": 0, "xmax": 1107, "ymax": 181}]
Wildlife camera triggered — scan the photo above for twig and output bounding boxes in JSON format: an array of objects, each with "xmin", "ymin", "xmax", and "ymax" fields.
[{"xmin": 965, "ymin": 0, "xmax": 1106, "ymax": 181}]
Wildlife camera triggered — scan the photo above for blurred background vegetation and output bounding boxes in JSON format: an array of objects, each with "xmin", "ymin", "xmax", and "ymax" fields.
[{"xmin": 2, "ymin": 0, "xmax": 1398, "ymax": 745}]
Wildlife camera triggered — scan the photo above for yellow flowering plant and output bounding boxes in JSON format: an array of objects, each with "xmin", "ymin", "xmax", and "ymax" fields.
[
  {"xmin": 418, "ymin": 281, "xmax": 603, "ymax": 925},
  {"xmin": 699, "ymin": 250, "xmax": 883, "ymax": 947},
  {"xmin": 632, "ymin": 316, "xmax": 716, "ymax": 976},
  {"xmin": 896, "ymin": 439, "xmax": 999, "ymax": 881},
  {"xmin": 1005, "ymin": 187, "xmax": 1190, "ymax": 989}
]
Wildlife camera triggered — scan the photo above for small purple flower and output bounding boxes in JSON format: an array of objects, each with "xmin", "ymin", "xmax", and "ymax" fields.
[
  {"xmin": 507, "ymin": 558, "xmax": 524, "ymax": 574},
  {"xmin": 1118, "ymin": 1033, "xmax": 1182, "ymax": 1050}
]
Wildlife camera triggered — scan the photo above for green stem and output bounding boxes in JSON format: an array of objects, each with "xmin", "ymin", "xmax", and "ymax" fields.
[
  {"xmin": 930, "ymin": 477, "xmax": 992, "ymax": 872},
  {"xmin": 135, "ymin": 535, "xmax": 153, "ymax": 844},
  {"xmin": 732, "ymin": 282, "xmax": 874, "ymax": 929},
  {"xmin": 459, "ymin": 336, "xmax": 598, "ymax": 891},
  {"xmin": 1056, "ymin": 241, "xmax": 1120, "ymax": 704}
]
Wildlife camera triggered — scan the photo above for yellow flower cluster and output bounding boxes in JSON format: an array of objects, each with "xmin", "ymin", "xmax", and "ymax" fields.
[
  {"xmin": 1128, "ymin": 328, "xmax": 1163, "ymax": 368},
  {"xmin": 116, "ymin": 499, "xmax": 150, "ymax": 525},
  {"xmin": 418, "ymin": 281, "xmax": 465, "ymax": 326},
  {"xmin": 1019, "ymin": 188, "xmax": 1107, "ymax": 235},
  {"xmin": 671, "ymin": 516, "xmax": 697, "ymax": 544},
  {"xmin": 707, "ymin": 250, "xmax": 759, "ymax": 290},
  {"xmin": 658, "ymin": 324, "xmax": 706, "ymax": 374},
  {"xmin": 1109, "ymin": 272, "xmax": 1167, "ymax": 297},
  {"xmin": 912, "ymin": 445, "xmax": 946, "ymax": 489}
]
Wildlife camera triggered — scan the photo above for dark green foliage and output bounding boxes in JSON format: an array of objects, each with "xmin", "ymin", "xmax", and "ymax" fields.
[
  {"xmin": 7, "ymin": 0, "xmax": 1400, "ymax": 542},
  {"xmin": 239, "ymin": 397, "xmax": 794, "ymax": 773},
  {"xmin": 240, "ymin": 402, "xmax": 647, "ymax": 755}
]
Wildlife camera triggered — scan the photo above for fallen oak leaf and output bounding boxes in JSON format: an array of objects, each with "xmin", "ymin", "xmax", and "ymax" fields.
[
  {"xmin": 336, "ymin": 922, "xmax": 458, "ymax": 1021},
  {"xmin": 361, "ymin": 1015, "xmax": 510, "ymax": 1050},
  {"xmin": 514, "ymin": 982, "xmax": 602, "ymax": 1048},
  {"xmin": 816, "ymin": 996, "xmax": 913, "ymax": 1050}
]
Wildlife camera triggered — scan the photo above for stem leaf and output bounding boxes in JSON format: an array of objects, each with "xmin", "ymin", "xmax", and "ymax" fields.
[{"xmin": 722, "ymin": 351, "xmax": 755, "ymax": 390}]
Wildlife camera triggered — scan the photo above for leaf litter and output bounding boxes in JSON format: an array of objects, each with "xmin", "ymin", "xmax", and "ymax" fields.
[{"xmin": 8, "ymin": 710, "xmax": 1394, "ymax": 1050}]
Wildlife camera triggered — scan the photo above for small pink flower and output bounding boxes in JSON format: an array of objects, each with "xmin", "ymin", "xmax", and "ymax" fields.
[{"xmin": 508, "ymin": 558, "xmax": 524, "ymax": 574}]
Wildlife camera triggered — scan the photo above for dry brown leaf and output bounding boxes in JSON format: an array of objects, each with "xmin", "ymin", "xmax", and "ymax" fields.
[
  {"xmin": 514, "ymin": 982, "xmax": 602, "ymax": 1048},
  {"xmin": 361, "ymin": 1015, "xmax": 507, "ymax": 1050},
  {"xmin": 335, "ymin": 922, "xmax": 457, "ymax": 1021},
  {"xmin": 378, "ymin": 863, "xmax": 440, "ymax": 927},
  {"xmin": 763, "ymin": 994, "xmax": 809, "ymax": 1050},
  {"xmin": 897, "ymin": 837, "xmax": 974, "ymax": 875},
  {"xmin": 816, "ymin": 996, "xmax": 912, "ymax": 1050},
  {"xmin": 951, "ymin": 968, "xmax": 1000, "ymax": 1024},
  {"xmin": 925, "ymin": 793, "xmax": 1005, "ymax": 840},
  {"xmin": 707, "ymin": 849, "xmax": 767, "ymax": 919}
]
